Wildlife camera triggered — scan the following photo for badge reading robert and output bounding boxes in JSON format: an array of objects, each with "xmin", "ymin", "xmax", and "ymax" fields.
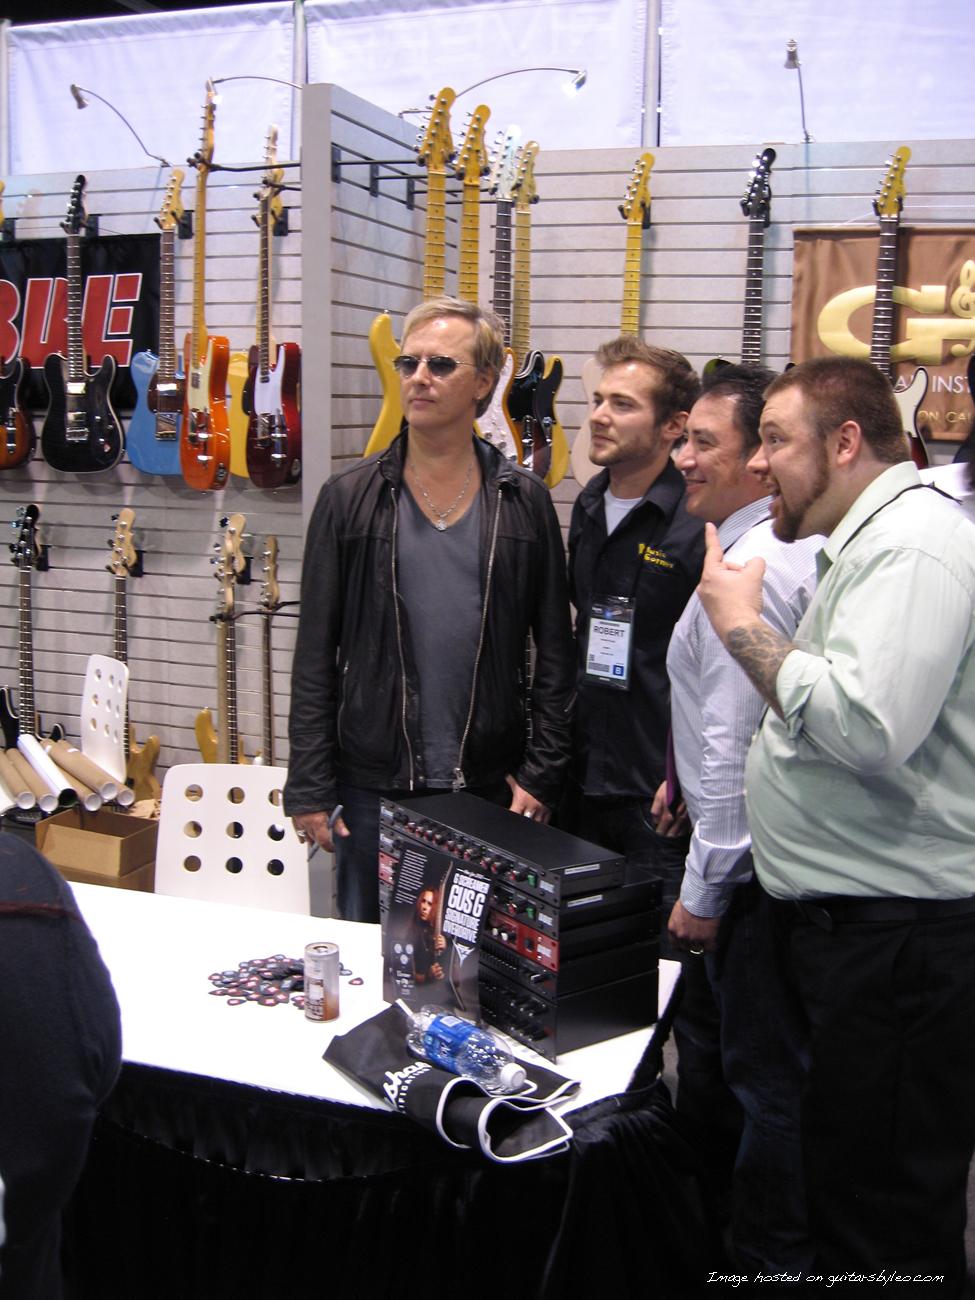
[{"xmin": 585, "ymin": 596, "xmax": 633, "ymax": 690}]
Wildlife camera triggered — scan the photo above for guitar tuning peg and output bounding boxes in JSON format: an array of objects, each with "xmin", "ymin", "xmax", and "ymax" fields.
[{"xmin": 111, "ymin": 512, "xmax": 119, "ymax": 520}]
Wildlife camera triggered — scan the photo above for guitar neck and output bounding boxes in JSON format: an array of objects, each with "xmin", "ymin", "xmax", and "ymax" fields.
[
  {"xmin": 620, "ymin": 217, "xmax": 644, "ymax": 336},
  {"xmin": 258, "ymin": 197, "xmax": 271, "ymax": 380},
  {"xmin": 216, "ymin": 615, "xmax": 240, "ymax": 764},
  {"xmin": 66, "ymin": 232, "xmax": 85, "ymax": 380},
  {"xmin": 113, "ymin": 573, "xmax": 132, "ymax": 759},
  {"xmin": 18, "ymin": 564, "xmax": 35, "ymax": 734},
  {"xmin": 458, "ymin": 178, "xmax": 481, "ymax": 303},
  {"xmin": 511, "ymin": 206, "xmax": 532, "ymax": 359},
  {"xmin": 261, "ymin": 611, "xmax": 275, "ymax": 764},
  {"xmin": 190, "ymin": 167, "xmax": 209, "ymax": 364},
  {"xmin": 492, "ymin": 201, "xmax": 513, "ymax": 341},
  {"xmin": 157, "ymin": 228, "xmax": 177, "ymax": 382},
  {"xmin": 740, "ymin": 214, "xmax": 768, "ymax": 365},
  {"xmin": 423, "ymin": 170, "xmax": 448, "ymax": 299},
  {"xmin": 870, "ymin": 215, "xmax": 900, "ymax": 377}
]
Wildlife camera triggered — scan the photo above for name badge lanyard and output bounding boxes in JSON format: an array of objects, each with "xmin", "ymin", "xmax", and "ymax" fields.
[{"xmin": 584, "ymin": 514, "xmax": 667, "ymax": 692}]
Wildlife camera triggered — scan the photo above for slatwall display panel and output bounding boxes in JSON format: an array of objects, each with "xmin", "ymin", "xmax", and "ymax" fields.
[
  {"xmin": 0, "ymin": 159, "xmax": 304, "ymax": 784},
  {"xmin": 469, "ymin": 139, "xmax": 975, "ymax": 527}
]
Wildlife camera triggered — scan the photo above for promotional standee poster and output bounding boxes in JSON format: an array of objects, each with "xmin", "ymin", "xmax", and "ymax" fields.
[
  {"xmin": 791, "ymin": 227, "xmax": 975, "ymax": 442},
  {"xmin": 0, "ymin": 234, "xmax": 161, "ymax": 413},
  {"xmin": 381, "ymin": 828, "xmax": 491, "ymax": 1019}
]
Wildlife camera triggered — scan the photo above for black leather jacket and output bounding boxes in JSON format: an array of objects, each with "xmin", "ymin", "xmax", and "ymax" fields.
[{"xmin": 283, "ymin": 433, "xmax": 575, "ymax": 815}]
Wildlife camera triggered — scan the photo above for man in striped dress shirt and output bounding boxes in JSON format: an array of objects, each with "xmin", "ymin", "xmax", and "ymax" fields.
[{"xmin": 657, "ymin": 364, "xmax": 821, "ymax": 1275}]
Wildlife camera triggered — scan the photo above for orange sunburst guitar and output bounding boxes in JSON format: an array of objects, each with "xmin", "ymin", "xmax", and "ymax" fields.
[
  {"xmin": 195, "ymin": 513, "xmax": 256, "ymax": 763},
  {"xmin": 107, "ymin": 508, "xmax": 161, "ymax": 800},
  {"xmin": 572, "ymin": 153, "xmax": 654, "ymax": 486},
  {"xmin": 364, "ymin": 86, "xmax": 456, "ymax": 457},
  {"xmin": 180, "ymin": 82, "xmax": 230, "ymax": 491},
  {"xmin": 506, "ymin": 143, "xmax": 568, "ymax": 488},
  {"xmin": 0, "ymin": 180, "xmax": 35, "ymax": 470}
]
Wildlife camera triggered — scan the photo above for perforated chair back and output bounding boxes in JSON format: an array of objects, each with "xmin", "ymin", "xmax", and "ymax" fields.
[{"xmin": 155, "ymin": 763, "xmax": 310, "ymax": 913}]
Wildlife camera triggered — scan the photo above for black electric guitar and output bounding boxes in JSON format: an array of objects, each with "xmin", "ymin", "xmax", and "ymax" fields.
[
  {"xmin": 107, "ymin": 509, "xmax": 161, "ymax": 800},
  {"xmin": 870, "ymin": 146, "xmax": 929, "ymax": 470},
  {"xmin": 0, "ymin": 505, "xmax": 65, "ymax": 747},
  {"xmin": 41, "ymin": 176, "xmax": 125, "ymax": 472}
]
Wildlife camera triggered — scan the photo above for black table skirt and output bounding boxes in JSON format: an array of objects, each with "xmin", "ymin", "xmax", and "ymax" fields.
[{"xmin": 62, "ymin": 1062, "xmax": 718, "ymax": 1299}]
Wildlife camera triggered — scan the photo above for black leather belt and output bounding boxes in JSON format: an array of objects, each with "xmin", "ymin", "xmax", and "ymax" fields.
[{"xmin": 788, "ymin": 896, "xmax": 975, "ymax": 931}]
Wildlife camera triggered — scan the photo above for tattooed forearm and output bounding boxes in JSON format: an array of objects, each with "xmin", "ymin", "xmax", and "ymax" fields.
[{"xmin": 724, "ymin": 622, "xmax": 794, "ymax": 718}]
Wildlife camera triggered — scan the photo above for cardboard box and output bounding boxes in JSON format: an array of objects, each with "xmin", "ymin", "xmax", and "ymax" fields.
[
  {"xmin": 36, "ymin": 807, "xmax": 158, "ymax": 880},
  {"xmin": 55, "ymin": 860, "xmax": 156, "ymax": 892}
]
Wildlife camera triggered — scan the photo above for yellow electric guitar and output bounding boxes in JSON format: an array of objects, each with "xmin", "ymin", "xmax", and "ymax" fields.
[
  {"xmin": 571, "ymin": 153, "xmax": 655, "ymax": 486},
  {"xmin": 195, "ymin": 513, "xmax": 256, "ymax": 764},
  {"xmin": 364, "ymin": 86, "xmax": 456, "ymax": 457},
  {"xmin": 107, "ymin": 509, "xmax": 161, "ymax": 800},
  {"xmin": 454, "ymin": 104, "xmax": 490, "ymax": 302},
  {"xmin": 506, "ymin": 143, "xmax": 569, "ymax": 488}
]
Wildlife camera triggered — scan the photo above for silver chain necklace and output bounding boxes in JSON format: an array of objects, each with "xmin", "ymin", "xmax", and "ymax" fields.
[{"xmin": 409, "ymin": 456, "xmax": 475, "ymax": 531}]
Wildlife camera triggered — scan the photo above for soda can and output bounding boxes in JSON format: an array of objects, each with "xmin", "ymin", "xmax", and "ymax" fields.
[{"xmin": 304, "ymin": 941, "xmax": 340, "ymax": 1021}]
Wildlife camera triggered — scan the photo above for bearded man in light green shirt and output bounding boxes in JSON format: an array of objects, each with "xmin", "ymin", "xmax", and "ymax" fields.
[{"xmin": 696, "ymin": 355, "xmax": 975, "ymax": 1297}]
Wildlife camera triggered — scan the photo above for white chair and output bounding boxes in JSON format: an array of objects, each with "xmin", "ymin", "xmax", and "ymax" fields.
[{"xmin": 154, "ymin": 763, "xmax": 310, "ymax": 913}]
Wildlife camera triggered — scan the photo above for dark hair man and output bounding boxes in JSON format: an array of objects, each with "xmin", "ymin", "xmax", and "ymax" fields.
[
  {"xmin": 697, "ymin": 355, "xmax": 975, "ymax": 1292},
  {"xmin": 660, "ymin": 364, "xmax": 820, "ymax": 1273},
  {"xmin": 562, "ymin": 337, "xmax": 704, "ymax": 930},
  {"xmin": 284, "ymin": 296, "xmax": 575, "ymax": 922}
]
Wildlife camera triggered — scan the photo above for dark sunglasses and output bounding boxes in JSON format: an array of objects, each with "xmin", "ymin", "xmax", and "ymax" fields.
[{"xmin": 392, "ymin": 354, "xmax": 477, "ymax": 379}]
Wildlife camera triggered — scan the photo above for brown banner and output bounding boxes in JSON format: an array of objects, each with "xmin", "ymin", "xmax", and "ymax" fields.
[{"xmin": 791, "ymin": 226, "xmax": 975, "ymax": 442}]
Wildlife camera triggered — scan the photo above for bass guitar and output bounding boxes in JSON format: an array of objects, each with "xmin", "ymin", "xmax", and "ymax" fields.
[
  {"xmin": 870, "ymin": 146, "xmax": 929, "ymax": 469},
  {"xmin": 365, "ymin": 86, "xmax": 456, "ymax": 457},
  {"xmin": 0, "ymin": 505, "xmax": 65, "ymax": 747},
  {"xmin": 126, "ymin": 169, "xmax": 186, "ymax": 475},
  {"xmin": 180, "ymin": 83, "xmax": 231, "ymax": 491},
  {"xmin": 571, "ymin": 153, "xmax": 655, "ymax": 486},
  {"xmin": 476, "ymin": 129, "xmax": 523, "ymax": 462},
  {"xmin": 505, "ymin": 143, "xmax": 569, "ymax": 487},
  {"xmin": 195, "ymin": 513, "xmax": 255, "ymax": 764},
  {"xmin": 244, "ymin": 127, "xmax": 302, "ymax": 488},
  {"xmin": 41, "ymin": 176, "xmax": 125, "ymax": 472},
  {"xmin": 107, "ymin": 508, "xmax": 161, "ymax": 799}
]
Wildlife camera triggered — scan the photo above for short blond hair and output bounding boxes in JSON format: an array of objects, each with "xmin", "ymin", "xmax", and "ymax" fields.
[{"xmin": 401, "ymin": 296, "xmax": 505, "ymax": 417}]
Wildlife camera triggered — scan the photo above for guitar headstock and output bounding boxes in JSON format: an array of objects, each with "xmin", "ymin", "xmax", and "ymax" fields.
[
  {"xmin": 155, "ymin": 168, "xmax": 185, "ymax": 233},
  {"xmin": 741, "ymin": 148, "xmax": 776, "ymax": 225},
  {"xmin": 416, "ymin": 86, "xmax": 456, "ymax": 173},
  {"xmin": 513, "ymin": 142, "xmax": 540, "ymax": 212},
  {"xmin": 9, "ymin": 504, "xmax": 40, "ymax": 571},
  {"xmin": 255, "ymin": 125, "xmax": 285, "ymax": 228},
  {"xmin": 261, "ymin": 536, "xmax": 280, "ymax": 612},
  {"xmin": 108, "ymin": 508, "xmax": 137, "ymax": 578},
  {"xmin": 214, "ymin": 513, "xmax": 246, "ymax": 618},
  {"xmin": 61, "ymin": 174, "xmax": 87, "ymax": 236},
  {"xmin": 191, "ymin": 81, "xmax": 217, "ymax": 173},
  {"xmin": 453, "ymin": 105, "xmax": 491, "ymax": 184},
  {"xmin": 874, "ymin": 146, "xmax": 911, "ymax": 220},
  {"xmin": 620, "ymin": 152, "xmax": 655, "ymax": 227},
  {"xmin": 487, "ymin": 128, "xmax": 522, "ymax": 203}
]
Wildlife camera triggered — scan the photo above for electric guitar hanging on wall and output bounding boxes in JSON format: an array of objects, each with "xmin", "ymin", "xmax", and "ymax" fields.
[
  {"xmin": 365, "ymin": 86, "xmax": 456, "ymax": 457},
  {"xmin": 195, "ymin": 513, "xmax": 255, "ymax": 764},
  {"xmin": 180, "ymin": 83, "xmax": 231, "ymax": 491},
  {"xmin": 704, "ymin": 146, "xmax": 777, "ymax": 378},
  {"xmin": 0, "ymin": 505, "xmax": 65, "ymax": 748},
  {"xmin": 243, "ymin": 127, "xmax": 303, "ymax": 488},
  {"xmin": 41, "ymin": 175, "xmax": 125, "ymax": 472},
  {"xmin": 0, "ymin": 180, "xmax": 36, "ymax": 471},
  {"xmin": 505, "ymin": 143, "xmax": 569, "ymax": 487},
  {"xmin": 127, "ymin": 169, "xmax": 186, "ymax": 476},
  {"xmin": 476, "ymin": 129, "xmax": 523, "ymax": 462},
  {"xmin": 259, "ymin": 536, "xmax": 281, "ymax": 766},
  {"xmin": 571, "ymin": 152, "xmax": 655, "ymax": 486},
  {"xmin": 870, "ymin": 146, "xmax": 929, "ymax": 469},
  {"xmin": 107, "ymin": 508, "xmax": 161, "ymax": 799},
  {"xmin": 454, "ymin": 104, "xmax": 491, "ymax": 303}
]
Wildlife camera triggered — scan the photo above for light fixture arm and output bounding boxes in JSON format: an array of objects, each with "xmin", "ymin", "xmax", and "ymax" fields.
[{"xmin": 69, "ymin": 84, "xmax": 170, "ymax": 167}]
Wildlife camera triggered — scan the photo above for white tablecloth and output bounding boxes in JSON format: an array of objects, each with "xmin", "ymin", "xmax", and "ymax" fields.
[{"xmin": 72, "ymin": 882, "xmax": 678, "ymax": 1114}]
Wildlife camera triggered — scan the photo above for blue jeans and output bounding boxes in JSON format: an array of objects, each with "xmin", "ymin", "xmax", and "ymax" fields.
[{"xmin": 707, "ymin": 870, "xmax": 812, "ymax": 1272}]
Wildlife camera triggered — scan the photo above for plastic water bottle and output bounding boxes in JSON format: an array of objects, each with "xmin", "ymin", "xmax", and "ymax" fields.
[{"xmin": 405, "ymin": 1005, "xmax": 526, "ymax": 1093}]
